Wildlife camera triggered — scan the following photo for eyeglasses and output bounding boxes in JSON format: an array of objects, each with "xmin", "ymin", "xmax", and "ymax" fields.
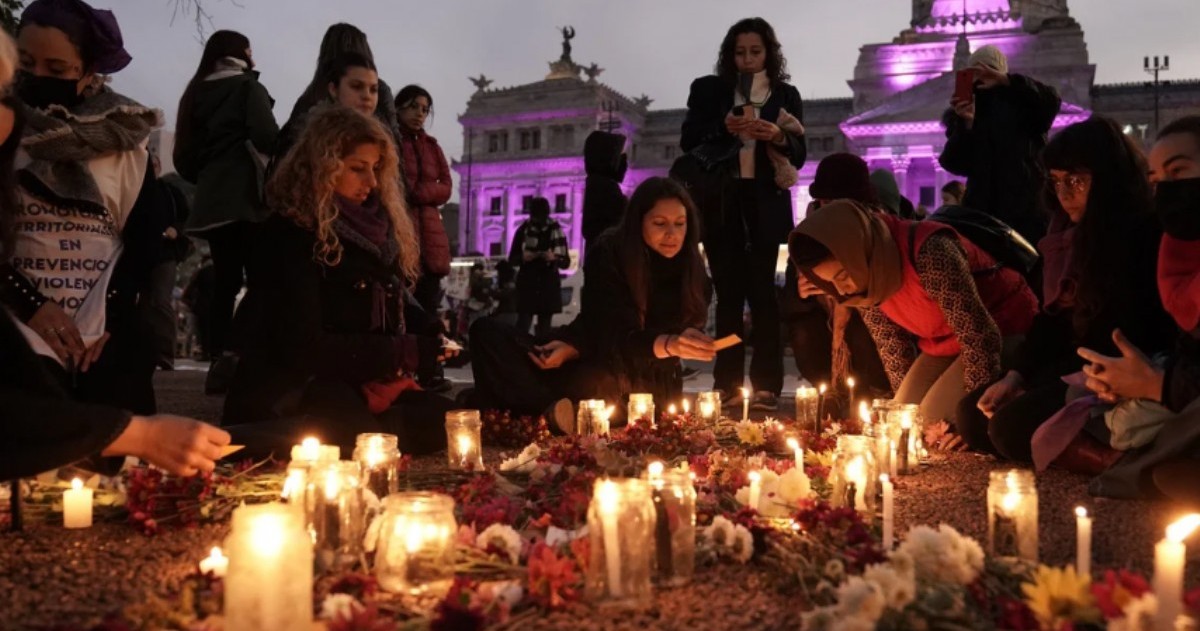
[{"xmin": 1049, "ymin": 173, "xmax": 1090, "ymax": 196}]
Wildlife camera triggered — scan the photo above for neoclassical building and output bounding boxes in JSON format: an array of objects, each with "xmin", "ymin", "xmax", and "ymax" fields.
[{"xmin": 452, "ymin": 0, "xmax": 1200, "ymax": 257}]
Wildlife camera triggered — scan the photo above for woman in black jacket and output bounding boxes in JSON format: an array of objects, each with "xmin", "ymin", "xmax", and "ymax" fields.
[
  {"xmin": 680, "ymin": 17, "xmax": 806, "ymax": 413},
  {"xmin": 957, "ymin": 116, "xmax": 1175, "ymax": 467},
  {"xmin": 223, "ymin": 106, "xmax": 451, "ymax": 456},
  {"xmin": 470, "ymin": 177, "xmax": 714, "ymax": 432}
]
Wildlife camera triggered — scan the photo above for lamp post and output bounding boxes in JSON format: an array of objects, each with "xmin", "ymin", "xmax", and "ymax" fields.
[{"xmin": 1144, "ymin": 55, "xmax": 1171, "ymax": 136}]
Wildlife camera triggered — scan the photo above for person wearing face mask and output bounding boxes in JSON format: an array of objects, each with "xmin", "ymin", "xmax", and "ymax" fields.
[
  {"xmin": 274, "ymin": 53, "xmax": 378, "ymax": 163},
  {"xmin": 508, "ymin": 197, "xmax": 570, "ymax": 338},
  {"xmin": 953, "ymin": 117, "xmax": 1174, "ymax": 469},
  {"xmin": 680, "ymin": 17, "xmax": 806, "ymax": 414},
  {"xmin": 789, "ymin": 200, "xmax": 1037, "ymax": 428},
  {"xmin": 582, "ymin": 130, "xmax": 628, "ymax": 255},
  {"xmin": 938, "ymin": 46, "xmax": 1061, "ymax": 244},
  {"xmin": 173, "ymin": 30, "xmax": 279, "ymax": 395},
  {"xmin": 468, "ymin": 177, "xmax": 714, "ymax": 433},
  {"xmin": 222, "ymin": 106, "xmax": 453, "ymax": 457},
  {"xmin": 0, "ymin": 0, "xmax": 165, "ymax": 415}
]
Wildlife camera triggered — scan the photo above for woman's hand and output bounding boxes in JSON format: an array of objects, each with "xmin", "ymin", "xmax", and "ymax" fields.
[
  {"xmin": 724, "ymin": 112, "xmax": 752, "ymax": 135},
  {"xmin": 531, "ymin": 340, "xmax": 580, "ymax": 370},
  {"xmin": 665, "ymin": 328, "xmax": 716, "ymax": 361},
  {"xmin": 950, "ymin": 98, "xmax": 976, "ymax": 128},
  {"xmin": 103, "ymin": 415, "xmax": 232, "ymax": 477},
  {"xmin": 746, "ymin": 120, "xmax": 783, "ymax": 143},
  {"xmin": 1078, "ymin": 329, "xmax": 1164, "ymax": 403},
  {"xmin": 79, "ymin": 332, "xmax": 110, "ymax": 373},
  {"xmin": 27, "ymin": 301, "xmax": 85, "ymax": 364},
  {"xmin": 977, "ymin": 370, "xmax": 1026, "ymax": 419},
  {"xmin": 797, "ymin": 274, "xmax": 824, "ymax": 299},
  {"xmin": 972, "ymin": 65, "xmax": 1010, "ymax": 90},
  {"xmin": 437, "ymin": 336, "xmax": 461, "ymax": 363}
]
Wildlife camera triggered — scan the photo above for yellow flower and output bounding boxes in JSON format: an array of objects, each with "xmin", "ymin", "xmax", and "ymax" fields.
[
  {"xmin": 811, "ymin": 450, "xmax": 836, "ymax": 469},
  {"xmin": 735, "ymin": 421, "xmax": 766, "ymax": 446},
  {"xmin": 1022, "ymin": 565, "xmax": 1100, "ymax": 628}
]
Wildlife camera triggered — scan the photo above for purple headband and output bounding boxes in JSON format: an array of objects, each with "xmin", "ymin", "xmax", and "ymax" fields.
[{"xmin": 21, "ymin": 0, "xmax": 132, "ymax": 74}]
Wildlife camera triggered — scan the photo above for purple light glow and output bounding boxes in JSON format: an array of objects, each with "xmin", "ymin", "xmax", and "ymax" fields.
[
  {"xmin": 840, "ymin": 103, "xmax": 1091, "ymax": 139},
  {"xmin": 460, "ymin": 108, "xmax": 598, "ymax": 128}
]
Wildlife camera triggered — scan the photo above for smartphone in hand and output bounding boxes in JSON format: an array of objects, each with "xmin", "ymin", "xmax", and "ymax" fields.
[
  {"xmin": 731, "ymin": 105, "xmax": 745, "ymax": 117},
  {"xmin": 953, "ymin": 69, "xmax": 977, "ymax": 103}
]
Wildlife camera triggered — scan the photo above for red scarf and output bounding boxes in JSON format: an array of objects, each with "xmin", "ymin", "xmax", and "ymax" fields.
[{"xmin": 1158, "ymin": 234, "xmax": 1200, "ymax": 333}]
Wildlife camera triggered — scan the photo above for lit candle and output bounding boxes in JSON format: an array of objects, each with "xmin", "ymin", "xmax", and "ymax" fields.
[
  {"xmin": 682, "ymin": 399, "xmax": 690, "ymax": 415},
  {"xmin": 457, "ymin": 435, "xmax": 473, "ymax": 468},
  {"xmin": 888, "ymin": 439, "xmax": 898, "ymax": 477},
  {"xmin": 817, "ymin": 383, "xmax": 827, "ymax": 433},
  {"xmin": 628, "ymin": 393, "xmax": 655, "ymax": 428},
  {"xmin": 697, "ymin": 391, "xmax": 720, "ymax": 424},
  {"xmin": 846, "ymin": 456, "xmax": 867, "ymax": 512},
  {"xmin": 859, "ymin": 400, "xmax": 870, "ymax": 429},
  {"xmin": 1069, "ymin": 506, "xmax": 1092, "ymax": 580},
  {"xmin": 1154, "ymin": 513, "xmax": 1200, "ymax": 631},
  {"xmin": 293, "ymin": 436, "xmax": 320, "ymax": 462},
  {"xmin": 224, "ymin": 503, "xmax": 312, "ymax": 630},
  {"xmin": 668, "ymin": 403, "xmax": 677, "ymax": 417},
  {"xmin": 597, "ymin": 480, "xmax": 624, "ymax": 598},
  {"xmin": 747, "ymin": 471, "xmax": 762, "ymax": 511},
  {"xmin": 599, "ymin": 406, "xmax": 613, "ymax": 435},
  {"xmin": 62, "ymin": 478, "xmax": 92, "ymax": 529},
  {"xmin": 846, "ymin": 376, "xmax": 856, "ymax": 411},
  {"xmin": 897, "ymin": 412, "xmax": 913, "ymax": 474},
  {"xmin": 199, "ymin": 546, "xmax": 229, "ymax": 578},
  {"xmin": 741, "ymin": 387, "xmax": 750, "ymax": 422},
  {"xmin": 881, "ymin": 474, "xmax": 894, "ymax": 550},
  {"xmin": 445, "ymin": 410, "xmax": 484, "ymax": 470},
  {"xmin": 787, "ymin": 437, "xmax": 803, "ymax": 471},
  {"xmin": 281, "ymin": 468, "xmax": 305, "ymax": 501}
]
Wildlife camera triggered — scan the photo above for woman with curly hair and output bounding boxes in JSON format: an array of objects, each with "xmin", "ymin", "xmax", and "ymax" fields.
[
  {"xmin": 680, "ymin": 17, "xmax": 807, "ymax": 413},
  {"xmin": 223, "ymin": 106, "xmax": 452, "ymax": 456}
]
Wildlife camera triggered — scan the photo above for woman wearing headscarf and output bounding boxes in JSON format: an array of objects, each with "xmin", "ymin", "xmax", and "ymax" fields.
[
  {"xmin": 0, "ymin": 0, "xmax": 163, "ymax": 414},
  {"xmin": 789, "ymin": 201, "xmax": 1037, "ymax": 425}
]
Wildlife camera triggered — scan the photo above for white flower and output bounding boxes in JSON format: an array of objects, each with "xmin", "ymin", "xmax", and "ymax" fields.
[
  {"xmin": 705, "ymin": 515, "xmax": 736, "ymax": 548},
  {"xmin": 835, "ymin": 576, "xmax": 887, "ymax": 623},
  {"xmin": 476, "ymin": 523, "xmax": 522, "ymax": 564},
  {"xmin": 896, "ymin": 523, "xmax": 984, "ymax": 585},
  {"xmin": 320, "ymin": 593, "xmax": 362, "ymax": 621},
  {"xmin": 479, "ymin": 580, "xmax": 525, "ymax": 607},
  {"xmin": 1110, "ymin": 592, "xmax": 1157, "ymax": 631},
  {"xmin": 499, "ymin": 443, "xmax": 541, "ymax": 473},
  {"xmin": 887, "ymin": 549, "xmax": 915, "ymax": 577},
  {"xmin": 730, "ymin": 524, "xmax": 755, "ymax": 563},
  {"xmin": 777, "ymin": 466, "xmax": 813, "ymax": 504},
  {"xmin": 863, "ymin": 562, "xmax": 916, "ymax": 610},
  {"xmin": 735, "ymin": 469, "xmax": 782, "ymax": 513}
]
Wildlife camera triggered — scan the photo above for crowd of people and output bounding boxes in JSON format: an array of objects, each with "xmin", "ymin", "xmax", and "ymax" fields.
[{"xmin": 1, "ymin": 1, "xmax": 1199, "ymax": 505}]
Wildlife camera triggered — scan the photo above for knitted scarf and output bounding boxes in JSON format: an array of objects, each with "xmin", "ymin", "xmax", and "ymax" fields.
[{"xmin": 20, "ymin": 86, "xmax": 160, "ymax": 216}]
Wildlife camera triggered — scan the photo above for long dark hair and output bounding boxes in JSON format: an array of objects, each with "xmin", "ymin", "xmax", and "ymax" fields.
[
  {"xmin": 1042, "ymin": 115, "xmax": 1155, "ymax": 337},
  {"xmin": 614, "ymin": 177, "xmax": 709, "ymax": 329},
  {"xmin": 292, "ymin": 23, "xmax": 374, "ymax": 120},
  {"xmin": 325, "ymin": 52, "xmax": 376, "ymax": 89},
  {"xmin": 394, "ymin": 84, "xmax": 433, "ymax": 122},
  {"xmin": 173, "ymin": 30, "xmax": 252, "ymax": 163},
  {"xmin": 715, "ymin": 17, "xmax": 790, "ymax": 86}
]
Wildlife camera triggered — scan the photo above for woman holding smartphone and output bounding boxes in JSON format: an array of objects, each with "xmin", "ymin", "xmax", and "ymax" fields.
[
  {"xmin": 680, "ymin": 17, "xmax": 806, "ymax": 413},
  {"xmin": 222, "ymin": 106, "xmax": 453, "ymax": 456}
]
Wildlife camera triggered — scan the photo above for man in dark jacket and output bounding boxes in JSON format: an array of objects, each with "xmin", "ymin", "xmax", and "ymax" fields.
[
  {"xmin": 509, "ymin": 198, "xmax": 570, "ymax": 338},
  {"xmin": 581, "ymin": 131, "xmax": 627, "ymax": 252},
  {"xmin": 938, "ymin": 45, "xmax": 1061, "ymax": 244}
]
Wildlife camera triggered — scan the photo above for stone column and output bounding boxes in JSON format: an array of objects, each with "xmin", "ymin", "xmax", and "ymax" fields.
[{"xmin": 891, "ymin": 154, "xmax": 912, "ymax": 202}]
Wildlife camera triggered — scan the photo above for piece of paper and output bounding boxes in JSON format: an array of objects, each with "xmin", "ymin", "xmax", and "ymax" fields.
[
  {"xmin": 219, "ymin": 445, "xmax": 245, "ymax": 459},
  {"xmin": 713, "ymin": 335, "xmax": 742, "ymax": 351}
]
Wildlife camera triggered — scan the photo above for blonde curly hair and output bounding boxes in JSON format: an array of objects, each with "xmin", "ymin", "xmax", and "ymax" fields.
[{"xmin": 268, "ymin": 105, "xmax": 419, "ymax": 282}]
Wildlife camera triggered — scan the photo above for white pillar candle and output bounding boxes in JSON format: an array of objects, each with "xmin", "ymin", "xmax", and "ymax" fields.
[
  {"xmin": 741, "ymin": 387, "xmax": 750, "ymax": 422},
  {"xmin": 817, "ymin": 383, "xmax": 828, "ymax": 431},
  {"xmin": 888, "ymin": 439, "xmax": 898, "ymax": 478},
  {"xmin": 224, "ymin": 503, "xmax": 313, "ymax": 631},
  {"xmin": 881, "ymin": 474, "xmax": 894, "ymax": 550},
  {"xmin": 62, "ymin": 478, "xmax": 92, "ymax": 529},
  {"xmin": 1075, "ymin": 506, "xmax": 1092, "ymax": 578},
  {"xmin": 199, "ymin": 546, "xmax": 229, "ymax": 578},
  {"xmin": 597, "ymin": 480, "xmax": 624, "ymax": 598},
  {"xmin": 682, "ymin": 399, "xmax": 690, "ymax": 415},
  {"xmin": 747, "ymin": 471, "xmax": 762, "ymax": 511},
  {"xmin": 1154, "ymin": 514, "xmax": 1200, "ymax": 631},
  {"xmin": 787, "ymin": 437, "xmax": 803, "ymax": 471}
]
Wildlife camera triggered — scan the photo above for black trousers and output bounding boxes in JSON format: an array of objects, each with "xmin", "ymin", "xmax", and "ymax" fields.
[
  {"xmin": 202, "ymin": 221, "xmax": 257, "ymax": 356},
  {"xmin": 956, "ymin": 380, "xmax": 1068, "ymax": 461},
  {"xmin": 515, "ymin": 311, "xmax": 555, "ymax": 338},
  {"xmin": 413, "ymin": 274, "xmax": 444, "ymax": 323},
  {"xmin": 469, "ymin": 318, "xmax": 624, "ymax": 418},
  {"xmin": 138, "ymin": 259, "xmax": 178, "ymax": 365},
  {"xmin": 785, "ymin": 302, "xmax": 890, "ymax": 414},
  {"xmin": 707, "ymin": 184, "xmax": 784, "ymax": 396},
  {"xmin": 39, "ymin": 327, "xmax": 157, "ymax": 416},
  {"xmin": 226, "ymin": 378, "xmax": 453, "ymax": 459}
]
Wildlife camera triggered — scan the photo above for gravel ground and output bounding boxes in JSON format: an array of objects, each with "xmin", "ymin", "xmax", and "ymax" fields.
[{"xmin": 2, "ymin": 370, "xmax": 1198, "ymax": 630}]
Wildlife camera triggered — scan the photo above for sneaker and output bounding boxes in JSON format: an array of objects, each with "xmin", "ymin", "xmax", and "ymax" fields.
[
  {"xmin": 545, "ymin": 398, "xmax": 576, "ymax": 435},
  {"xmin": 681, "ymin": 367, "xmax": 701, "ymax": 381},
  {"xmin": 721, "ymin": 389, "xmax": 743, "ymax": 409},
  {"xmin": 750, "ymin": 391, "xmax": 779, "ymax": 412}
]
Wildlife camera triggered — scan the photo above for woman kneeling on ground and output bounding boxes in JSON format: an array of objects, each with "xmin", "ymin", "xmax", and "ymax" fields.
[
  {"xmin": 789, "ymin": 200, "xmax": 1037, "ymax": 426},
  {"xmin": 469, "ymin": 177, "xmax": 715, "ymax": 432},
  {"xmin": 223, "ymin": 105, "xmax": 453, "ymax": 456}
]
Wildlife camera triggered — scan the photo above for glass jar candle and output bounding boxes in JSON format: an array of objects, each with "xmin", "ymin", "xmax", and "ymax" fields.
[
  {"xmin": 864, "ymin": 417, "xmax": 893, "ymax": 487},
  {"xmin": 353, "ymin": 433, "xmax": 401, "ymax": 500},
  {"xmin": 795, "ymin": 386, "xmax": 820, "ymax": 432},
  {"xmin": 987, "ymin": 469, "xmax": 1038, "ymax": 562},
  {"xmin": 586, "ymin": 478, "xmax": 656, "ymax": 607},
  {"xmin": 309, "ymin": 461, "xmax": 366, "ymax": 572},
  {"xmin": 224, "ymin": 503, "xmax": 312, "ymax": 631},
  {"xmin": 830, "ymin": 435, "xmax": 878, "ymax": 516},
  {"xmin": 628, "ymin": 393, "xmax": 655, "ymax": 427},
  {"xmin": 645, "ymin": 465, "xmax": 697, "ymax": 587},
  {"xmin": 886, "ymin": 404, "xmax": 923, "ymax": 475},
  {"xmin": 577, "ymin": 399, "xmax": 611, "ymax": 436},
  {"xmin": 445, "ymin": 410, "xmax": 484, "ymax": 470},
  {"xmin": 695, "ymin": 391, "xmax": 722, "ymax": 425},
  {"xmin": 374, "ymin": 492, "xmax": 457, "ymax": 597}
]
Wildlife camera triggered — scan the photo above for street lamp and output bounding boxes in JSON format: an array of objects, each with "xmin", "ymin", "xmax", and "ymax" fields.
[{"xmin": 1144, "ymin": 55, "xmax": 1171, "ymax": 135}]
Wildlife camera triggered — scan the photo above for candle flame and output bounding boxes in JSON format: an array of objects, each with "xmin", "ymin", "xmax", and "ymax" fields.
[
  {"xmin": 71, "ymin": 477, "xmax": 82, "ymax": 490},
  {"xmin": 647, "ymin": 461, "xmax": 665, "ymax": 479},
  {"xmin": 847, "ymin": 377, "xmax": 856, "ymax": 389},
  {"xmin": 846, "ymin": 456, "xmax": 865, "ymax": 481},
  {"xmin": 668, "ymin": 404, "xmax": 677, "ymax": 416},
  {"xmin": 323, "ymin": 472, "xmax": 341, "ymax": 500},
  {"xmin": 880, "ymin": 473, "xmax": 890, "ymax": 485},
  {"xmin": 1075, "ymin": 506, "xmax": 1088, "ymax": 519},
  {"xmin": 859, "ymin": 401, "xmax": 871, "ymax": 426},
  {"xmin": 298, "ymin": 436, "xmax": 321, "ymax": 461},
  {"xmin": 748, "ymin": 470, "xmax": 762, "ymax": 484},
  {"xmin": 819, "ymin": 383, "xmax": 827, "ymax": 394},
  {"xmin": 597, "ymin": 479, "xmax": 620, "ymax": 515},
  {"xmin": 208, "ymin": 546, "xmax": 225, "ymax": 561},
  {"xmin": 281, "ymin": 470, "xmax": 304, "ymax": 499},
  {"xmin": 786, "ymin": 437, "xmax": 799, "ymax": 451},
  {"xmin": 682, "ymin": 399, "xmax": 690, "ymax": 414},
  {"xmin": 900, "ymin": 412, "xmax": 913, "ymax": 430},
  {"xmin": 1001, "ymin": 490, "xmax": 1021, "ymax": 514},
  {"xmin": 740, "ymin": 387, "xmax": 749, "ymax": 398},
  {"xmin": 1167, "ymin": 514, "xmax": 1200, "ymax": 543}
]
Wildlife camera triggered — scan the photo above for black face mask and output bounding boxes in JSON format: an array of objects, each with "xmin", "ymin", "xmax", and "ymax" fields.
[
  {"xmin": 1156, "ymin": 177, "xmax": 1200, "ymax": 241},
  {"xmin": 16, "ymin": 70, "xmax": 84, "ymax": 110}
]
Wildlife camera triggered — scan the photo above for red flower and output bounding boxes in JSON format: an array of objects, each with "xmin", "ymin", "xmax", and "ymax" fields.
[
  {"xmin": 326, "ymin": 602, "xmax": 397, "ymax": 631},
  {"xmin": 527, "ymin": 542, "xmax": 581, "ymax": 609},
  {"xmin": 329, "ymin": 572, "xmax": 379, "ymax": 601},
  {"xmin": 1092, "ymin": 569, "xmax": 1151, "ymax": 619},
  {"xmin": 431, "ymin": 578, "xmax": 487, "ymax": 631}
]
